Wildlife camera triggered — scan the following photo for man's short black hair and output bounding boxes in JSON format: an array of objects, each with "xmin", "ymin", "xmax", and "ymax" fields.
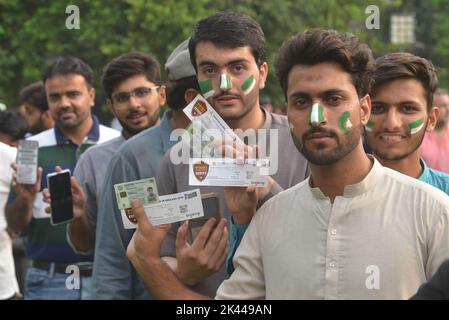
[
  {"xmin": 373, "ymin": 53, "xmax": 438, "ymax": 111},
  {"xmin": 102, "ymin": 51, "xmax": 162, "ymax": 99},
  {"xmin": 42, "ymin": 56, "xmax": 93, "ymax": 87},
  {"xmin": 188, "ymin": 11, "xmax": 266, "ymax": 70},
  {"xmin": 0, "ymin": 111, "xmax": 28, "ymax": 141},
  {"xmin": 165, "ymin": 76, "xmax": 200, "ymax": 111},
  {"xmin": 18, "ymin": 81, "xmax": 48, "ymax": 111},
  {"xmin": 276, "ymin": 29, "xmax": 374, "ymax": 100}
]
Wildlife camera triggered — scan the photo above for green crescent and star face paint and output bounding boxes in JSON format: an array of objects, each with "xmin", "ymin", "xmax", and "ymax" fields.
[
  {"xmin": 199, "ymin": 80, "xmax": 215, "ymax": 99},
  {"xmin": 338, "ymin": 111, "xmax": 353, "ymax": 135},
  {"xmin": 408, "ymin": 117, "xmax": 424, "ymax": 134},
  {"xmin": 365, "ymin": 119, "xmax": 375, "ymax": 132},
  {"xmin": 310, "ymin": 103, "xmax": 325, "ymax": 127},
  {"xmin": 219, "ymin": 74, "xmax": 231, "ymax": 90},
  {"xmin": 241, "ymin": 75, "xmax": 256, "ymax": 96}
]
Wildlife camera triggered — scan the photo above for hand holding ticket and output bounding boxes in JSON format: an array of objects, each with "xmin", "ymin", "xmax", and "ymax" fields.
[
  {"xmin": 120, "ymin": 189, "xmax": 205, "ymax": 229},
  {"xmin": 183, "ymin": 95, "xmax": 269, "ymax": 187}
]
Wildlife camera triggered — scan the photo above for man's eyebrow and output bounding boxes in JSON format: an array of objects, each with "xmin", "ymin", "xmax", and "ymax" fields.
[
  {"xmin": 198, "ymin": 59, "xmax": 250, "ymax": 68},
  {"xmin": 288, "ymin": 89, "xmax": 348, "ymax": 99}
]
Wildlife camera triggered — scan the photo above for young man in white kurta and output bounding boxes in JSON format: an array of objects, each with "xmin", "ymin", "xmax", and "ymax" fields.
[{"xmin": 217, "ymin": 157, "xmax": 449, "ymax": 299}]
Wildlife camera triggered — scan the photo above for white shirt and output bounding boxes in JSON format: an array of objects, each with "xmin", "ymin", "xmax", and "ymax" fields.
[
  {"xmin": 217, "ymin": 158, "xmax": 449, "ymax": 299},
  {"xmin": 0, "ymin": 142, "xmax": 19, "ymax": 299}
]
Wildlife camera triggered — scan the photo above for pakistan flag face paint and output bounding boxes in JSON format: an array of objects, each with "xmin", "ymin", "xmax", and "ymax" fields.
[
  {"xmin": 219, "ymin": 74, "xmax": 231, "ymax": 90},
  {"xmin": 408, "ymin": 117, "xmax": 424, "ymax": 134},
  {"xmin": 365, "ymin": 119, "xmax": 375, "ymax": 132},
  {"xmin": 310, "ymin": 103, "xmax": 325, "ymax": 127},
  {"xmin": 199, "ymin": 80, "xmax": 215, "ymax": 99},
  {"xmin": 242, "ymin": 75, "xmax": 256, "ymax": 96},
  {"xmin": 338, "ymin": 112, "xmax": 353, "ymax": 135}
]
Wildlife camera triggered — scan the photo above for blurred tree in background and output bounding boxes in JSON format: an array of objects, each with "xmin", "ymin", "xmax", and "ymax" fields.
[{"xmin": 1, "ymin": 0, "xmax": 448, "ymax": 123}]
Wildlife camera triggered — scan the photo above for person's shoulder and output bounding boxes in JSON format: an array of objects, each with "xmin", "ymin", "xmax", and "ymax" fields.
[
  {"xmin": 0, "ymin": 142, "xmax": 16, "ymax": 165},
  {"xmin": 424, "ymin": 167, "xmax": 449, "ymax": 195},
  {"xmin": 118, "ymin": 125, "xmax": 164, "ymax": 155},
  {"xmin": 382, "ymin": 165, "xmax": 449, "ymax": 206},
  {"xmin": 257, "ymin": 179, "xmax": 310, "ymax": 214},
  {"xmin": 268, "ymin": 112, "xmax": 289, "ymax": 129},
  {"xmin": 27, "ymin": 128, "xmax": 56, "ymax": 147},
  {"xmin": 80, "ymin": 136, "xmax": 125, "ymax": 161},
  {"xmin": 98, "ymin": 125, "xmax": 120, "ymax": 142}
]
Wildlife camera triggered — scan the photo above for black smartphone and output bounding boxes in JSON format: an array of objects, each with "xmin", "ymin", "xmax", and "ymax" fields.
[
  {"xmin": 188, "ymin": 192, "xmax": 221, "ymax": 243},
  {"xmin": 47, "ymin": 169, "xmax": 73, "ymax": 225}
]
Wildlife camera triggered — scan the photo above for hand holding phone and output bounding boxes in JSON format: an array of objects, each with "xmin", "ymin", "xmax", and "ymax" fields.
[
  {"xmin": 47, "ymin": 169, "xmax": 73, "ymax": 225},
  {"xmin": 188, "ymin": 192, "xmax": 222, "ymax": 243}
]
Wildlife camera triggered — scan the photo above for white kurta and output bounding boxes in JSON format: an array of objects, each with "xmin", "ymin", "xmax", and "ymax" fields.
[{"xmin": 217, "ymin": 158, "xmax": 449, "ymax": 299}]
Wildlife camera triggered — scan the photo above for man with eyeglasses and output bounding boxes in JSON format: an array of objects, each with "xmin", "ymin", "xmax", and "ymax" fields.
[
  {"xmin": 91, "ymin": 39, "xmax": 200, "ymax": 299},
  {"xmin": 56, "ymin": 51, "xmax": 166, "ymax": 257}
]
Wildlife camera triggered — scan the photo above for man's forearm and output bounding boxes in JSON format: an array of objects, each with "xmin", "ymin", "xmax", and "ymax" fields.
[
  {"xmin": 68, "ymin": 215, "xmax": 95, "ymax": 253},
  {"xmin": 5, "ymin": 196, "xmax": 33, "ymax": 234},
  {"xmin": 136, "ymin": 257, "xmax": 208, "ymax": 300}
]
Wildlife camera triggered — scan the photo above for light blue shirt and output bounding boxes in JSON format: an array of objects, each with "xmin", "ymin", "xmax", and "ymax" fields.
[
  {"xmin": 92, "ymin": 111, "xmax": 177, "ymax": 299},
  {"xmin": 419, "ymin": 159, "xmax": 449, "ymax": 195}
]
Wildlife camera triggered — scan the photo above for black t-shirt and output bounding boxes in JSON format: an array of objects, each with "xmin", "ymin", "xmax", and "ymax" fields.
[{"xmin": 411, "ymin": 260, "xmax": 449, "ymax": 300}]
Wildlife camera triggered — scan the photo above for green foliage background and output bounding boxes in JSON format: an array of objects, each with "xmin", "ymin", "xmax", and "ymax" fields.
[{"xmin": 1, "ymin": 0, "xmax": 448, "ymax": 123}]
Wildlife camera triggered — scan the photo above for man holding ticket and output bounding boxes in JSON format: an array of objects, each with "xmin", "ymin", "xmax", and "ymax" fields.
[
  {"xmin": 128, "ymin": 29, "xmax": 449, "ymax": 299},
  {"xmin": 155, "ymin": 11, "xmax": 308, "ymax": 297},
  {"xmin": 91, "ymin": 40, "xmax": 203, "ymax": 299}
]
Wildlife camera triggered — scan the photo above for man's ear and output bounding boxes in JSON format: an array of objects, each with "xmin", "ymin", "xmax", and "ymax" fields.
[
  {"xmin": 359, "ymin": 94, "xmax": 371, "ymax": 126},
  {"xmin": 426, "ymin": 106, "xmax": 440, "ymax": 132},
  {"xmin": 258, "ymin": 62, "xmax": 268, "ymax": 90},
  {"xmin": 184, "ymin": 89, "xmax": 199, "ymax": 104},
  {"xmin": 158, "ymin": 85, "xmax": 167, "ymax": 106},
  {"xmin": 89, "ymin": 87, "xmax": 96, "ymax": 108},
  {"xmin": 106, "ymin": 99, "xmax": 117, "ymax": 118}
]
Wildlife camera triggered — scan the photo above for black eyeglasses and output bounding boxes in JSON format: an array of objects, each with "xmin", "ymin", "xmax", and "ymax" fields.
[{"xmin": 112, "ymin": 86, "xmax": 160, "ymax": 107}]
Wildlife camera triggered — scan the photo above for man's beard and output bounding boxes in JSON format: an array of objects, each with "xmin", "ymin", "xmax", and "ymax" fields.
[
  {"xmin": 291, "ymin": 126, "xmax": 361, "ymax": 166},
  {"xmin": 119, "ymin": 107, "xmax": 160, "ymax": 136}
]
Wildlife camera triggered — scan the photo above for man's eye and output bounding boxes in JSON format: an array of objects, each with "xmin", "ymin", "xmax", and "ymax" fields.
[
  {"xmin": 204, "ymin": 67, "xmax": 215, "ymax": 75},
  {"xmin": 67, "ymin": 92, "xmax": 79, "ymax": 98},
  {"xmin": 402, "ymin": 105, "xmax": 416, "ymax": 113},
  {"xmin": 327, "ymin": 96, "xmax": 342, "ymax": 105},
  {"xmin": 135, "ymin": 88, "xmax": 149, "ymax": 97},
  {"xmin": 371, "ymin": 105, "xmax": 384, "ymax": 113},
  {"xmin": 292, "ymin": 98, "xmax": 308, "ymax": 108},
  {"xmin": 115, "ymin": 94, "xmax": 128, "ymax": 103},
  {"xmin": 49, "ymin": 95, "xmax": 60, "ymax": 102},
  {"xmin": 233, "ymin": 65, "xmax": 243, "ymax": 72}
]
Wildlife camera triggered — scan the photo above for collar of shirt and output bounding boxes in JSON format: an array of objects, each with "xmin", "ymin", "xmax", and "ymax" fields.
[
  {"xmin": 308, "ymin": 155, "xmax": 382, "ymax": 200},
  {"xmin": 159, "ymin": 110, "xmax": 176, "ymax": 154},
  {"xmin": 54, "ymin": 115, "xmax": 100, "ymax": 146},
  {"xmin": 419, "ymin": 158, "xmax": 431, "ymax": 181}
]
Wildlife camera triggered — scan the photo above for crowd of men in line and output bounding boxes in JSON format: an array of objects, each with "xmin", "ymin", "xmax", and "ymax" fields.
[{"xmin": 1, "ymin": 10, "xmax": 449, "ymax": 300}]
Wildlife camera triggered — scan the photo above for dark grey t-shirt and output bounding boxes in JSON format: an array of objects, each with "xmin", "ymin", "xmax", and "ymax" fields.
[{"xmin": 157, "ymin": 111, "xmax": 309, "ymax": 297}]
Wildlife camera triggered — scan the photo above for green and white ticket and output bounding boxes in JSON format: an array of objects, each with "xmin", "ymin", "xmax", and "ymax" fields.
[{"xmin": 114, "ymin": 178, "xmax": 159, "ymax": 210}]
